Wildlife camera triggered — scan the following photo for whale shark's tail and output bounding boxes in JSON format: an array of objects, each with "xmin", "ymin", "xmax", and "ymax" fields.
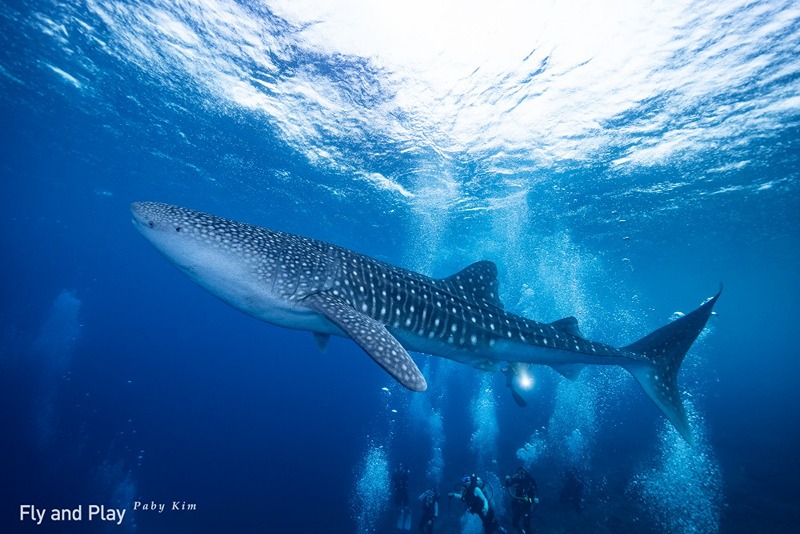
[{"xmin": 622, "ymin": 288, "xmax": 721, "ymax": 444}]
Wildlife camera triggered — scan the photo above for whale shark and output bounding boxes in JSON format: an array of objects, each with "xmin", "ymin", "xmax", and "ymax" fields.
[{"xmin": 131, "ymin": 201, "xmax": 719, "ymax": 442}]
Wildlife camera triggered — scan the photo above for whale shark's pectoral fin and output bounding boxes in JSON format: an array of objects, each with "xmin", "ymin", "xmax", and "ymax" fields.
[{"xmin": 303, "ymin": 291, "xmax": 427, "ymax": 392}]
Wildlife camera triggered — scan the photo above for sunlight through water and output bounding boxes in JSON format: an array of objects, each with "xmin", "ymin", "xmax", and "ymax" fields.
[{"xmin": 64, "ymin": 0, "xmax": 800, "ymax": 211}]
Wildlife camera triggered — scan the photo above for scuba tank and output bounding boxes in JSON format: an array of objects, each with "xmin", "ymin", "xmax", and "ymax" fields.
[{"xmin": 452, "ymin": 474, "xmax": 495, "ymax": 506}]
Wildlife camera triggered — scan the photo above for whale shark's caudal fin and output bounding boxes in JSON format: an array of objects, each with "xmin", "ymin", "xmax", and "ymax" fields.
[{"xmin": 622, "ymin": 288, "xmax": 721, "ymax": 444}]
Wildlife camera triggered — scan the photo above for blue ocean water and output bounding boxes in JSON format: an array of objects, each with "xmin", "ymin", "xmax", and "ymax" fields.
[{"xmin": 1, "ymin": 1, "xmax": 799, "ymax": 532}]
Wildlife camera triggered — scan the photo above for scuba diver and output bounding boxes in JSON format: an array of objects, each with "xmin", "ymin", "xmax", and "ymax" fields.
[
  {"xmin": 417, "ymin": 488, "xmax": 439, "ymax": 534},
  {"xmin": 501, "ymin": 364, "xmax": 529, "ymax": 407},
  {"xmin": 504, "ymin": 467, "xmax": 538, "ymax": 534},
  {"xmin": 392, "ymin": 462, "xmax": 411, "ymax": 530},
  {"xmin": 448, "ymin": 474, "xmax": 508, "ymax": 534}
]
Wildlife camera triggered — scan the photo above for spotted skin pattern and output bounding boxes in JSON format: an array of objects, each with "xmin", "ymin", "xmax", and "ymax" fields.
[
  {"xmin": 305, "ymin": 291, "xmax": 426, "ymax": 391},
  {"xmin": 131, "ymin": 202, "xmax": 720, "ymax": 443}
]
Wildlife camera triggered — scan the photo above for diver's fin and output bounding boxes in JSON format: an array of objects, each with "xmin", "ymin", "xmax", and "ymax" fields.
[
  {"xmin": 508, "ymin": 385, "xmax": 528, "ymax": 407},
  {"xmin": 403, "ymin": 508, "xmax": 411, "ymax": 530},
  {"xmin": 502, "ymin": 365, "xmax": 528, "ymax": 407},
  {"xmin": 396, "ymin": 510, "xmax": 404, "ymax": 529},
  {"xmin": 550, "ymin": 316, "xmax": 583, "ymax": 338},
  {"xmin": 549, "ymin": 363, "xmax": 584, "ymax": 380},
  {"xmin": 313, "ymin": 332, "xmax": 330, "ymax": 352},
  {"xmin": 303, "ymin": 291, "xmax": 427, "ymax": 392},
  {"xmin": 622, "ymin": 288, "xmax": 722, "ymax": 444}
]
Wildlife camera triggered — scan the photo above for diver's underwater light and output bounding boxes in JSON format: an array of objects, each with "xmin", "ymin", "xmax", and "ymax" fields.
[{"xmin": 517, "ymin": 368, "xmax": 535, "ymax": 390}]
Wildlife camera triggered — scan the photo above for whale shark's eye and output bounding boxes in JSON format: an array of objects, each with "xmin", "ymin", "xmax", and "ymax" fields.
[
  {"xmin": 148, "ymin": 221, "xmax": 154, "ymax": 228},
  {"xmin": 175, "ymin": 227, "xmax": 182, "ymax": 232}
]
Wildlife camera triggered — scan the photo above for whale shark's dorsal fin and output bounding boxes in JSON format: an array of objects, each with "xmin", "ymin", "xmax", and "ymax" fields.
[
  {"xmin": 439, "ymin": 260, "xmax": 504, "ymax": 309},
  {"xmin": 303, "ymin": 291, "xmax": 427, "ymax": 392}
]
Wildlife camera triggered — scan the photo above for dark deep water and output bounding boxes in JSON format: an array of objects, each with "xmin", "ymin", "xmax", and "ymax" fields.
[{"xmin": 2, "ymin": 1, "xmax": 799, "ymax": 532}]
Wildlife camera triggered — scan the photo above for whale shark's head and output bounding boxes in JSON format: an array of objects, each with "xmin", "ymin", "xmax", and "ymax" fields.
[
  {"xmin": 131, "ymin": 201, "xmax": 201, "ymax": 239},
  {"xmin": 132, "ymin": 201, "xmax": 213, "ymax": 268},
  {"xmin": 131, "ymin": 201, "xmax": 261, "ymax": 292},
  {"xmin": 131, "ymin": 201, "xmax": 337, "ymax": 328}
]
